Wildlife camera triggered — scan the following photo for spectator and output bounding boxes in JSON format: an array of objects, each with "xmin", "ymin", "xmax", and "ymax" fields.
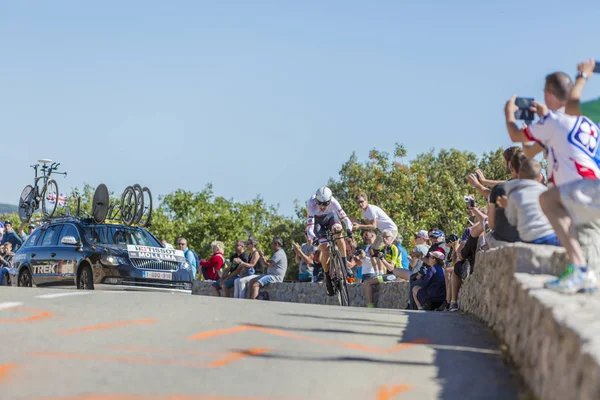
[
  {"xmin": 496, "ymin": 159, "xmax": 560, "ymax": 246},
  {"xmin": 363, "ymin": 229, "xmax": 408, "ymax": 308},
  {"xmin": 566, "ymin": 59, "xmax": 596, "ymax": 117},
  {"xmin": 199, "ymin": 241, "xmax": 225, "ymax": 281},
  {"xmin": 353, "ymin": 193, "xmax": 399, "ymax": 275},
  {"xmin": 248, "ymin": 237, "xmax": 288, "ymax": 300},
  {"xmin": 161, "ymin": 239, "xmax": 174, "ymax": 249},
  {"xmin": 358, "ymin": 230, "xmax": 376, "ymax": 282},
  {"xmin": 211, "ymin": 240, "xmax": 249, "ymax": 297},
  {"xmin": 344, "ymin": 236, "xmax": 360, "ymax": 280},
  {"xmin": 177, "ymin": 238, "xmax": 197, "ymax": 279},
  {"xmin": 427, "ymin": 229, "xmax": 446, "ymax": 255},
  {"xmin": 410, "ymin": 230, "xmax": 430, "ymax": 271},
  {"xmin": 1, "ymin": 221, "xmax": 23, "ymax": 251},
  {"xmin": 484, "ymin": 147, "xmax": 523, "ymax": 247},
  {"xmin": 394, "ymin": 235, "xmax": 410, "ymax": 270},
  {"xmin": 449, "ymin": 207, "xmax": 487, "ymax": 312},
  {"xmin": 413, "ymin": 249, "xmax": 447, "ymax": 310},
  {"xmin": 233, "ymin": 237, "xmax": 263, "ymax": 298},
  {"xmin": 312, "ymin": 247, "xmax": 324, "ymax": 283},
  {"xmin": 439, "ymin": 238, "xmax": 461, "ymax": 311},
  {"xmin": 0, "ymin": 243, "xmax": 14, "ymax": 286},
  {"xmin": 18, "ymin": 222, "xmax": 36, "ymax": 242},
  {"xmin": 292, "ymin": 234, "xmax": 316, "ymax": 282}
]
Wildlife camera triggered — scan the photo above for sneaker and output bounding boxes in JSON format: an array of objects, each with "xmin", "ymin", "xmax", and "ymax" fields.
[
  {"xmin": 324, "ymin": 274, "xmax": 335, "ymax": 296},
  {"xmin": 544, "ymin": 266, "xmax": 598, "ymax": 294},
  {"xmin": 436, "ymin": 301, "xmax": 449, "ymax": 311},
  {"xmin": 448, "ymin": 302, "xmax": 459, "ymax": 312}
]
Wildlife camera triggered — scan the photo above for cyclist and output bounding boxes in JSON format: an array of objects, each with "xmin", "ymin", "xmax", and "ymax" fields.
[{"xmin": 306, "ymin": 186, "xmax": 353, "ymax": 296}]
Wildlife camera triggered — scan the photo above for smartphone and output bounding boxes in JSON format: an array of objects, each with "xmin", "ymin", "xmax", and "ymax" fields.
[
  {"xmin": 515, "ymin": 97, "xmax": 535, "ymax": 121},
  {"xmin": 595, "ymin": 62, "xmax": 600, "ymax": 73}
]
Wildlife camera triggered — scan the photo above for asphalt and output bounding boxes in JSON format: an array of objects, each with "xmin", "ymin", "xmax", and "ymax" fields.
[{"xmin": 0, "ymin": 286, "xmax": 524, "ymax": 400}]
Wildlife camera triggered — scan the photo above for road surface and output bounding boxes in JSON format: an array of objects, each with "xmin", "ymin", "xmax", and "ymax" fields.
[{"xmin": 0, "ymin": 287, "xmax": 523, "ymax": 400}]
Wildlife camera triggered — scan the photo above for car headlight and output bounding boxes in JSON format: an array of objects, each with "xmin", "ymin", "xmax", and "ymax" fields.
[
  {"xmin": 100, "ymin": 255, "xmax": 128, "ymax": 266},
  {"xmin": 181, "ymin": 261, "xmax": 191, "ymax": 270}
]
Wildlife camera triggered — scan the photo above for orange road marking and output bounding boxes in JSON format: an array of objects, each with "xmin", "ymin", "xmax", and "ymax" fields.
[
  {"xmin": 58, "ymin": 319, "xmax": 157, "ymax": 334},
  {"xmin": 377, "ymin": 385, "xmax": 413, "ymax": 400},
  {"xmin": 0, "ymin": 307, "xmax": 53, "ymax": 323},
  {"xmin": 209, "ymin": 348, "xmax": 270, "ymax": 368},
  {"xmin": 0, "ymin": 364, "xmax": 17, "ymax": 384},
  {"xmin": 187, "ymin": 324, "xmax": 429, "ymax": 354},
  {"xmin": 31, "ymin": 348, "xmax": 267, "ymax": 369},
  {"xmin": 186, "ymin": 325, "xmax": 250, "ymax": 341}
]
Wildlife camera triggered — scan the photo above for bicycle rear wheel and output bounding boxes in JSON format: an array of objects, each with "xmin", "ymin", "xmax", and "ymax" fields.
[
  {"xmin": 41, "ymin": 179, "xmax": 59, "ymax": 219},
  {"xmin": 132, "ymin": 184, "xmax": 144, "ymax": 224},
  {"xmin": 120, "ymin": 186, "xmax": 137, "ymax": 226},
  {"xmin": 331, "ymin": 247, "xmax": 350, "ymax": 306},
  {"xmin": 139, "ymin": 187, "xmax": 153, "ymax": 227},
  {"xmin": 19, "ymin": 185, "xmax": 35, "ymax": 223}
]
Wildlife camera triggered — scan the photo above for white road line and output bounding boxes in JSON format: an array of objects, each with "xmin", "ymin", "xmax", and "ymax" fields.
[
  {"xmin": 0, "ymin": 302, "xmax": 24, "ymax": 310},
  {"xmin": 35, "ymin": 292, "xmax": 92, "ymax": 299}
]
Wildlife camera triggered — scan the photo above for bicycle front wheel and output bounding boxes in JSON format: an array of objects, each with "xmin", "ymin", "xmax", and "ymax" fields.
[
  {"xmin": 41, "ymin": 179, "xmax": 59, "ymax": 219},
  {"xmin": 331, "ymin": 248, "xmax": 350, "ymax": 306},
  {"xmin": 120, "ymin": 186, "xmax": 137, "ymax": 226},
  {"xmin": 132, "ymin": 184, "xmax": 144, "ymax": 224},
  {"xmin": 19, "ymin": 185, "xmax": 35, "ymax": 223}
]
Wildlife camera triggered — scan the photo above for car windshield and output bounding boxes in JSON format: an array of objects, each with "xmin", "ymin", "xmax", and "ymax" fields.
[{"xmin": 84, "ymin": 226, "xmax": 161, "ymax": 248}]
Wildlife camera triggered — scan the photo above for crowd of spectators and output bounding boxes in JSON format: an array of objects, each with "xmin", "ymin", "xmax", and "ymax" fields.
[
  {"xmin": 0, "ymin": 220, "xmax": 39, "ymax": 286},
  {"xmin": 172, "ymin": 58, "xmax": 600, "ymax": 307}
]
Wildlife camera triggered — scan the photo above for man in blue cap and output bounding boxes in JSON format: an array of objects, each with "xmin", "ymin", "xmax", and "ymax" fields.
[{"xmin": 1, "ymin": 221, "xmax": 23, "ymax": 251}]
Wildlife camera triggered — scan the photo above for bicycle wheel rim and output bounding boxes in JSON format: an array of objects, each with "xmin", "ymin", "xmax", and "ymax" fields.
[
  {"xmin": 139, "ymin": 187, "xmax": 153, "ymax": 227},
  {"xmin": 132, "ymin": 184, "xmax": 144, "ymax": 224},
  {"xmin": 42, "ymin": 180, "xmax": 59, "ymax": 219},
  {"xmin": 19, "ymin": 185, "xmax": 34, "ymax": 223},
  {"xmin": 120, "ymin": 186, "xmax": 136, "ymax": 226}
]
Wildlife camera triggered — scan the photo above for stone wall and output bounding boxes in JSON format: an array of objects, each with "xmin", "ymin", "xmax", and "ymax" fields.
[
  {"xmin": 193, "ymin": 279, "xmax": 410, "ymax": 309},
  {"xmin": 459, "ymin": 243, "xmax": 600, "ymax": 400}
]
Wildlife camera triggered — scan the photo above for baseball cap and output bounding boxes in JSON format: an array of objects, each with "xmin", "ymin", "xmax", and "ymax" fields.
[
  {"xmin": 430, "ymin": 229, "xmax": 445, "ymax": 238},
  {"xmin": 3, "ymin": 220, "xmax": 11, "ymax": 226},
  {"xmin": 430, "ymin": 248, "xmax": 446, "ymax": 260},
  {"xmin": 28, "ymin": 224, "xmax": 36, "ymax": 229},
  {"xmin": 415, "ymin": 230, "xmax": 428, "ymax": 239}
]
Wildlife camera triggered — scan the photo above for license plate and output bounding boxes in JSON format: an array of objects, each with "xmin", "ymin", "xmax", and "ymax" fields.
[{"xmin": 142, "ymin": 271, "xmax": 172, "ymax": 280}]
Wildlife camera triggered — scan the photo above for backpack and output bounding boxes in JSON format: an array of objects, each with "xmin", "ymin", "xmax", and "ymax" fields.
[{"xmin": 185, "ymin": 249, "xmax": 200, "ymax": 267}]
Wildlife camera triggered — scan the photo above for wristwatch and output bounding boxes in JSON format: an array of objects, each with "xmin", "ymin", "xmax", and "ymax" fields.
[{"xmin": 576, "ymin": 72, "xmax": 589, "ymax": 80}]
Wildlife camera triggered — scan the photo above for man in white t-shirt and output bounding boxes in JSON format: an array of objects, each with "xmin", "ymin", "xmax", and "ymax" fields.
[
  {"xmin": 504, "ymin": 65, "xmax": 600, "ymax": 294},
  {"xmin": 352, "ymin": 193, "xmax": 398, "ymax": 275}
]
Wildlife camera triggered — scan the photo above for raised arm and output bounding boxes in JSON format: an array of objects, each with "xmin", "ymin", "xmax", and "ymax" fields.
[{"xmin": 566, "ymin": 59, "xmax": 595, "ymax": 117}]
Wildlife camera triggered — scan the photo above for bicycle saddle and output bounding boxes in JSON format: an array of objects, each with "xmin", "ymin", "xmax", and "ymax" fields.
[{"xmin": 38, "ymin": 159, "xmax": 53, "ymax": 164}]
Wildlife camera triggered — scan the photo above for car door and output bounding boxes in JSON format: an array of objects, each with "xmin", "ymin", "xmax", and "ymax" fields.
[
  {"xmin": 56, "ymin": 223, "xmax": 82, "ymax": 285},
  {"xmin": 31, "ymin": 225, "xmax": 63, "ymax": 285}
]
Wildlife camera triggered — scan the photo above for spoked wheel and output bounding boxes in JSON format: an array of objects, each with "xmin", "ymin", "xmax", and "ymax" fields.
[
  {"xmin": 92, "ymin": 184, "xmax": 110, "ymax": 224},
  {"xmin": 77, "ymin": 265, "xmax": 95, "ymax": 290},
  {"xmin": 132, "ymin": 184, "xmax": 144, "ymax": 224},
  {"xmin": 120, "ymin": 186, "xmax": 137, "ymax": 226},
  {"xmin": 42, "ymin": 179, "xmax": 59, "ymax": 219},
  {"xmin": 331, "ymin": 249, "xmax": 350, "ymax": 306},
  {"xmin": 139, "ymin": 187, "xmax": 153, "ymax": 227},
  {"xmin": 18, "ymin": 268, "xmax": 33, "ymax": 287},
  {"xmin": 18, "ymin": 185, "xmax": 35, "ymax": 223}
]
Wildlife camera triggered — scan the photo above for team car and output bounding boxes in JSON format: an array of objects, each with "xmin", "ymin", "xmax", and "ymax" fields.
[{"xmin": 9, "ymin": 217, "xmax": 193, "ymax": 291}]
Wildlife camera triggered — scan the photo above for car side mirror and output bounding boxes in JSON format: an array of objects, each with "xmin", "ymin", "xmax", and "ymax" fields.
[{"xmin": 61, "ymin": 236, "xmax": 80, "ymax": 246}]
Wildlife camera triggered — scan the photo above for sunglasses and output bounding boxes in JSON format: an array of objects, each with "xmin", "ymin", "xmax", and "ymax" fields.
[
  {"xmin": 356, "ymin": 200, "xmax": 365, "ymax": 204},
  {"xmin": 317, "ymin": 200, "xmax": 331, "ymax": 206},
  {"xmin": 177, "ymin": 243, "xmax": 186, "ymax": 246}
]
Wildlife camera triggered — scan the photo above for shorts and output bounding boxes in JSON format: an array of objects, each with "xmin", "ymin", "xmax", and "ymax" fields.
[
  {"xmin": 314, "ymin": 212, "xmax": 343, "ymax": 242},
  {"xmin": 559, "ymin": 179, "xmax": 600, "ymax": 226},
  {"xmin": 256, "ymin": 274, "xmax": 279, "ymax": 287},
  {"xmin": 361, "ymin": 272, "xmax": 377, "ymax": 282},
  {"xmin": 416, "ymin": 288, "xmax": 428, "ymax": 305},
  {"xmin": 526, "ymin": 233, "xmax": 561, "ymax": 246},
  {"xmin": 376, "ymin": 274, "xmax": 397, "ymax": 283},
  {"xmin": 454, "ymin": 259, "xmax": 472, "ymax": 280},
  {"xmin": 372, "ymin": 229, "xmax": 398, "ymax": 250},
  {"xmin": 211, "ymin": 277, "xmax": 236, "ymax": 290}
]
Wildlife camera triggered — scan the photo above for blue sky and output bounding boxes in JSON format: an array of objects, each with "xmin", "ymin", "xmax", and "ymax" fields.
[{"xmin": 2, "ymin": 0, "xmax": 599, "ymax": 217}]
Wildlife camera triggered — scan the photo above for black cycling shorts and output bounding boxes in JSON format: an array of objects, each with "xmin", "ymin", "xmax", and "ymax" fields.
[{"xmin": 314, "ymin": 212, "xmax": 342, "ymax": 240}]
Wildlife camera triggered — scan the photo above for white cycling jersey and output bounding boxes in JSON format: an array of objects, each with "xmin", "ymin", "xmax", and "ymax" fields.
[
  {"xmin": 305, "ymin": 195, "xmax": 352, "ymax": 240},
  {"xmin": 524, "ymin": 111, "xmax": 600, "ymax": 186}
]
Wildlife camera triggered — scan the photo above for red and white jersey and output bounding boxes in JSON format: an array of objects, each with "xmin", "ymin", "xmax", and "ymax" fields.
[
  {"xmin": 524, "ymin": 111, "xmax": 600, "ymax": 186},
  {"xmin": 305, "ymin": 195, "xmax": 352, "ymax": 240}
]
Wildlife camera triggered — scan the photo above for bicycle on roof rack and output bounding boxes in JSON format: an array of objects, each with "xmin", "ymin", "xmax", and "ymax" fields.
[
  {"xmin": 90, "ymin": 183, "xmax": 152, "ymax": 227},
  {"xmin": 18, "ymin": 159, "xmax": 67, "ymax": 223}
]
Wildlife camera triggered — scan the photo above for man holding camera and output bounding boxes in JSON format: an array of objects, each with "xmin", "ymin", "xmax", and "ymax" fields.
[{"xmin": 505, "ymin": 62, "xmax": 600, "ymax": 293}]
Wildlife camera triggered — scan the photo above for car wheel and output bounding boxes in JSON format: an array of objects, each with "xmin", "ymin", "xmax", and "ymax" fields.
[
  {"xmin": 18, "ymin": 268, "xmax": 33, "ymax": 287},
  {"xmin": 77, "ymin": 265, "xmax": 95, "ymax": 290}
]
